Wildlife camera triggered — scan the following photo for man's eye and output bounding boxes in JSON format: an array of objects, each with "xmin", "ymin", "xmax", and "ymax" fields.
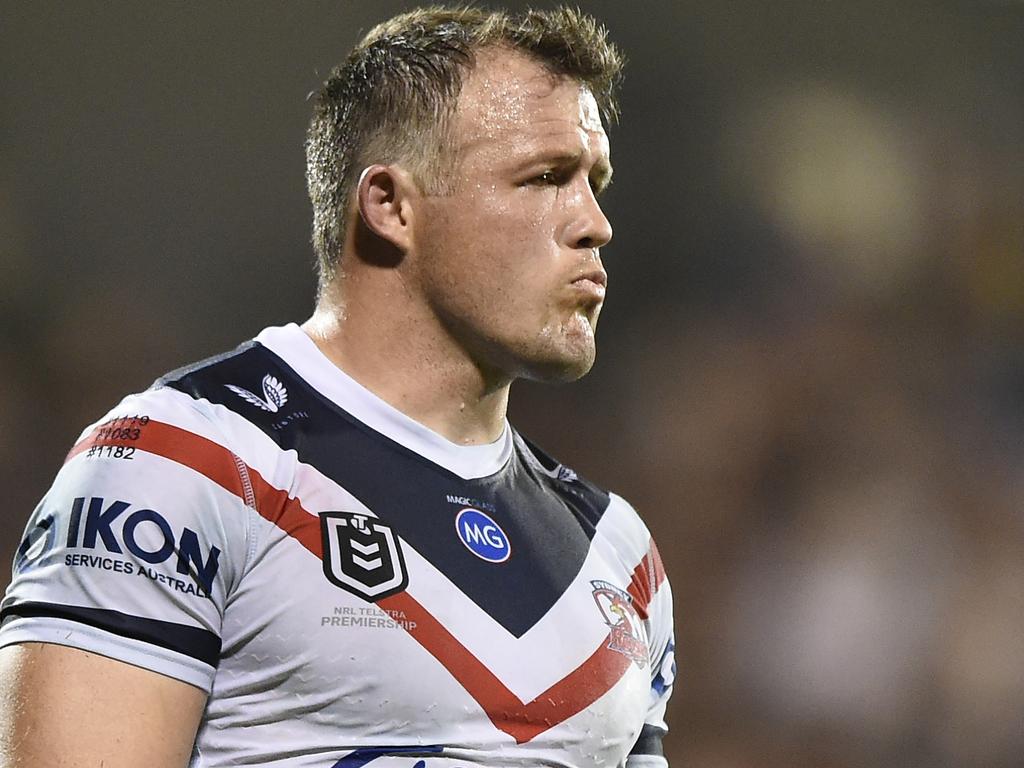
[{"xmin": 530, "ymin": 170, "xmax": 558, "ymax": 185}]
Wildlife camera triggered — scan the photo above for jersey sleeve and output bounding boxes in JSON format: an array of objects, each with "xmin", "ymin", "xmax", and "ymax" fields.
[
  {"xmin": 0, "ymin": 389, "xmax": 253, "ymax": 693},
  {"xmin": 628, "ymin": 538, "xmax": 676, "ymax": 768}
]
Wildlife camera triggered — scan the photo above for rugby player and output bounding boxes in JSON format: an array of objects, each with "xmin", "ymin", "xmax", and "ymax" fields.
[{"xmin": 0, "ymin": 7, "xmax": 674, "ymax": 767}]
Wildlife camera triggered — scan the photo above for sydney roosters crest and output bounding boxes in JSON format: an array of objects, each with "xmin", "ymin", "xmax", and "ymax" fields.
[{"xmin": 591, "ymin": 580, "xmax": 648, "ymax": 668}]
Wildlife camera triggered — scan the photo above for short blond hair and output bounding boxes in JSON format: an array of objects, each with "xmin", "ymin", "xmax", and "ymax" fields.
[{"xmin": 305, "ymin": 5, "xmax": 624, "ymax": 288}]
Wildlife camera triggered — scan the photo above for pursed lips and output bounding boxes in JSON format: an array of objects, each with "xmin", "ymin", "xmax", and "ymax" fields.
[{"xmin": 571, "ymin": 268, "xmax": 608, "ymax": 301}]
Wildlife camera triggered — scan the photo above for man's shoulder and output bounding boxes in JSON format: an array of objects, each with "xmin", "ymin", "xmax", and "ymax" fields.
[
  {"xmin": 512, "ymin": 431, "xmax": 609, "ymax": 500},
  {"xmin": 63, "ymin": 332, "xmax": 293, "ymax": 469},
  {"xmin": 149, "ymin": 331, "xmax": 319, "ymax": 441},
  {"xmin": 155, "ymin": 336, "xmax": 281, "ymax": 409},
  {"xmin": 510, "ymin": 431, "xmax": 651, "ymax": 533},
  {"xmin": 512, "ymin": 433, "xmax": 656, "ymax": 547}
]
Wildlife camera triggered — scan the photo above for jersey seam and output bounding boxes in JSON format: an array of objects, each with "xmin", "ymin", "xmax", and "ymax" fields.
[
  {"xmin": 171, "ymin": 391, "xmax": 262, "ymax": 593},
  {"xmin": 230, "ymin": 451, "xmax": 261, "ymax": 573}
]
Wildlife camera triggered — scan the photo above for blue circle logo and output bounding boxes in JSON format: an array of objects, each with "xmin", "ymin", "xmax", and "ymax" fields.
[{"xmin": 455, "ymin": 508, "xmax": 511, "ymax": 563}]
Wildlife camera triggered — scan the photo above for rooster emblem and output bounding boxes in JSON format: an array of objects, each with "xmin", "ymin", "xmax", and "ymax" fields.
[
  {"xmin": 591, "ymin": 580, "xmax": 648, "ymax": 668},
  {"xmin": 225, "ymin": 374, "xmax": 288, "ymax": 413}
]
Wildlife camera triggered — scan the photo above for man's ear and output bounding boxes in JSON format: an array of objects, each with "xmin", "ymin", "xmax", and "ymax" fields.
[{"xmin": 356, "ymin": 164, "xmax": 418, "ymax": 253}]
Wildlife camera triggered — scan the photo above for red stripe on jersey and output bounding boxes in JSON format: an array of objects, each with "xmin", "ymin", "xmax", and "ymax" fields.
[
  {"xmin": 68, "ymin": 419, "xmax": 323, "ymax": 555},
  {"xmin": 68, "ymin": 420, "xmax": 246, "ymax": 499},
  {"xmin": 378, "ymin": 591, "xmax": 632, "ymax": 744},
  {"xmin": 627, "ymin": 539, "xmax": 666, "ymax": 620},
  {"xmin": 68, "ymin": 418, "xmax": 645, "ymax": 743}
]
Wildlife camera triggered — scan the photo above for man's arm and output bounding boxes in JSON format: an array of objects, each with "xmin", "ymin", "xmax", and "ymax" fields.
[
  {"xmin": 627, "ymin": 534, "xmax": 675, "ymax": 768},
  {"xmin": 0, "ymin": 642, "xmax": 206, "ymax": 768}
]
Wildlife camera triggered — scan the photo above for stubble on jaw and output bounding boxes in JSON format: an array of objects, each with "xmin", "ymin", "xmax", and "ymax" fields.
[{"xmin": 415, "ymin": 50, "xmax": 609, "ymax": 384}]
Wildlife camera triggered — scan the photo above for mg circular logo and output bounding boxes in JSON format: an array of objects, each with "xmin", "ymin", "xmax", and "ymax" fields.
[{"xmin": 455, "ymin": 508, "xmax": 511, "ymax": 563}]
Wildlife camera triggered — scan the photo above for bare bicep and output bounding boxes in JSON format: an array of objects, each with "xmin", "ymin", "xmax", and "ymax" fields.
[{"xmin": 0, "ymin": 642, "xmax": 206, "ymax": 768}]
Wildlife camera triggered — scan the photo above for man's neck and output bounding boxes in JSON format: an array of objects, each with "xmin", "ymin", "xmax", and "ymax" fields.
[{"xmin": 302, "ymin": 301, "xmax": 511, "ymax": 447}]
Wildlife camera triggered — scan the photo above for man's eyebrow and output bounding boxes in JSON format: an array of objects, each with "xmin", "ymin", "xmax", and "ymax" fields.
[
  {"xmin": 516, "ymin": 149, "xmax": 614, "ymax": 189},
  {"xmin": 591, "ymin": 161, "xmax": 614, "ymax": 194},
  {"xmin": 518, "ymin": 148, "xmax": 584, "ymax": 167}
]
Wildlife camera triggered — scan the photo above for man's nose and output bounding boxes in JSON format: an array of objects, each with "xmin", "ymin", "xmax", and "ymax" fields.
[{"xmin": 570, "ymin": 186, "xmax": 613, "ymax": 250}]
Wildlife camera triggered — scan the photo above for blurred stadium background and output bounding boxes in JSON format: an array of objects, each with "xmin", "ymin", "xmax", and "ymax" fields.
[{"xmin": 2, "ymin": 2, "xmax": 1022, "ymax": 766}]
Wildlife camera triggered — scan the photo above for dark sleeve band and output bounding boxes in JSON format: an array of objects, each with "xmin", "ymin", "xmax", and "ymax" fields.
[
  {"xmin": 629, "ymin": 723, "xmax": 666, "ymax": 757},
  {"xmin": 1, "ymin": 601, "xmax": 221, "ymax": 668}
]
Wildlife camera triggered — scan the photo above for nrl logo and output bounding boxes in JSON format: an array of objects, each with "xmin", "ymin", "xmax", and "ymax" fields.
[
  {"xmin": 320, "ymin": 512, "xmax": 408, "ymax": 602},
  {"xmin": 225, "ymin": 374, "xmax": 288, "ymax": 413},
  {"xmin": 591, "ymin": 580, "xmax": 648, "ymax": 668}
]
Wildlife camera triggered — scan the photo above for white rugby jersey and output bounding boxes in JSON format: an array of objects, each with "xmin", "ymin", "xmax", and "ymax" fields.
[{"xmin": 1, "ymin": 324, "xmax": 675, "ymax": 768}]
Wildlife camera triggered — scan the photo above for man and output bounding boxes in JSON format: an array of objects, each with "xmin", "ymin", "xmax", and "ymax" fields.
[{"xmin": 0, "ymin": 7, "xmax": 674, "ymax": 767}]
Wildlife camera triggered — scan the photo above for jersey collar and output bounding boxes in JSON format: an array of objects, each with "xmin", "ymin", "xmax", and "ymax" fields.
[{"xmin": 254, "ymin": 323, "xmax": 513, "ymax": 480}]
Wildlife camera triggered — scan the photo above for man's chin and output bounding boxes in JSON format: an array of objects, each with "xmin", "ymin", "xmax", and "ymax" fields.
[{"xmin": 519, "ymin": 345, "xmax": 597, "ymax": 384}]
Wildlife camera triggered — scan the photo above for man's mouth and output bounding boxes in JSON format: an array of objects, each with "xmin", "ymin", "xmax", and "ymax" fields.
[{"xmin": 571, "ymin": 269, "xmax": 608, "ymax": 301}]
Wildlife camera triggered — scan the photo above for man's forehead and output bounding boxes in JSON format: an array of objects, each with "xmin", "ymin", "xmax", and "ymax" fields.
[{"xmin": 455, "ymin": 49, "xmax": 606, "ymax": 148}]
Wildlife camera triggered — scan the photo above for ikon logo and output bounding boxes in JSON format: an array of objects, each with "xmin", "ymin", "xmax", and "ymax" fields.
[
  {"xmin": 455, "ymin": 508, "xmax": 510, "ymax": 563},
  {"xmin": 65, "ymin": 497, "xmax": 221, "ymax": 595}
]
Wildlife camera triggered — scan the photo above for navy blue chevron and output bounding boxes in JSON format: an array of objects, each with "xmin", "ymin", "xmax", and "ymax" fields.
[{"xmin": 159, "ymin": 340, "xmax": 610, "ymax": 638}]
